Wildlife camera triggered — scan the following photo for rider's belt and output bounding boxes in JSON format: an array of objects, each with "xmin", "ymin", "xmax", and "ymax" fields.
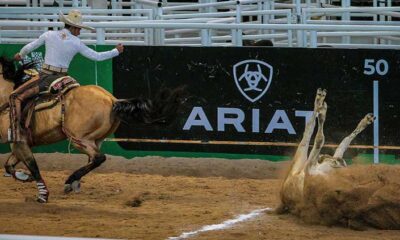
[{"xmin": 42, "ymin": 64, "xmax": 68, "ymax": 73}]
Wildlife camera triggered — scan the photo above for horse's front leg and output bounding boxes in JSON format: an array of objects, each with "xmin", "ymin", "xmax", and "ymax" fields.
[
  {"xmin": 4, "ymin": 153, "xmax": 18, "ymax": 177},
  {"xmin": 4, "ymin": 153, "xmax": 35, "ymax": 182},
  {"xmin": 333, "ymin": 113, "xmax": 375, "ymax": 159},
  {"xmin": 11, "ymin": 143, "xmax": 49, "ymax": 203}
]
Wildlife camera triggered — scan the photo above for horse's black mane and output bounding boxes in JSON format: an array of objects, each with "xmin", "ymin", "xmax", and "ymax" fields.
[{"xmin": 0, "ymin": 56, "xmax": 37, "ymax": 87}]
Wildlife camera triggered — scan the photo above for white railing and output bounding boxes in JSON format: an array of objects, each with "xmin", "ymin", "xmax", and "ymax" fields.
[
  {"xmin": 0, "ymin": 7, "xmax": 152, "ymax": 16},
  {"xmin": 301, "ymin": 6, "xmax": 400, "ymax": 45},
  {"xmin": 159, "ymin": 8, "xmax": 292, "ymax": 46},
  {"xmin": 0, "ymin": 2, "xmax": 400, "ymax": 48},
  {"xmin": 2, "ymin": 20, "xmax": 400, "ymax": 48},
  {"xmin": 0, "ymin": 7, "xmax": 155, "ymax": 44},
  {"xmin": 0, "ymin": 5, "xmax": 294, "ymax": 46},
  {"xmin": 0, "ymin": 0, "xmax": 86, "ymax": 7}
]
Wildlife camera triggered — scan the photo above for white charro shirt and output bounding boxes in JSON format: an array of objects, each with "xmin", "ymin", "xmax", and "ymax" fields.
[{"xmin": 19, "ymin": 29, "xmax": 119, "ymax": 69}]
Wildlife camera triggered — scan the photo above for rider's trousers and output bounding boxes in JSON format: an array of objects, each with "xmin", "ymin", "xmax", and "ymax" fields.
[{"xmin": 9, "ymin": 71, "xmax": 67, "ymax": 142}]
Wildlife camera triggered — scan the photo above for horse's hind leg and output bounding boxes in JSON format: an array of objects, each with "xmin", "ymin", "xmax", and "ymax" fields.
[
  {"xmin": 276, "ymin": 88, "xmax": 327, "ymax": 214},
  {"xmin": 64, "ymin": 140, "xmax": 106, "ymax": 193},
  {"xmin": 333, "ymin": 113, "xmax": 375, "ymax": 159},
  {"xmin": 307, "ymin": 101, "xmax": 327, "ymax": 166},
  {"xmin": 290, "ymin": 88, "xmax": 327, "ymax": 174},
  {"xmin": 11, "ymin": 143, "xmax": 49, "ymax": 203}
]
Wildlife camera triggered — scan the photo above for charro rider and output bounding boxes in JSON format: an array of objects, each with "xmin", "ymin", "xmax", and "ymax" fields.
[{"xmin": 10, "ymin": 9, "xmax": 124, "ymax": 142}]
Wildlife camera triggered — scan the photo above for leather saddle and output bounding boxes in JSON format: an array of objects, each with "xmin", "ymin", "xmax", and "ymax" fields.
[{"xmin": 22, "ymin": 73, "xmax": 80, "ymax": 131}]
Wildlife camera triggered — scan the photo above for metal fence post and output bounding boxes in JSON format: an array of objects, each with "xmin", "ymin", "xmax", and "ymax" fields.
[
  {"xmin": 201, "ymin": 29, "xmax": 210, "ymax": 46},
  {"xmin": 234, "ymin": 1, "xmax": 242, "ymax": 46},
  {"xmin": 262, "ymin": 0, "xmax": 270, "ymax": 35},
  {"xmin": 96, "ymin": 28, "xmax": 105, "ymax": 44},
  {"xmin": 310, "ymin": 30, "xmax": 317, "ymax": 48},
  {"xmin": 154, "ymin": 2, "xmax": 164, "ymax": 45},
  {"xmin": 300, "ymin": 9, "xmax": 308, "ymax": 47},
  {"xmin": 294, "ymin": 0, "xmax": 303, "ymax": 47},
  {"xmin": 342, "ymin": 0, "xmax": 351, "ymax": 44},
  {"xmin": 287, "ymin": 12, "xmax": 293, "ymax": 47}
]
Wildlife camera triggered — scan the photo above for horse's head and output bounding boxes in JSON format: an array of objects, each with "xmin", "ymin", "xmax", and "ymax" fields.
[
  {"xmin": 0, "ymin": 57, "xmax": 17, "ymax": 105},
  {"xmin": 0, "ymin": 56, "xmax": 37, "ymax": 89},
  {"xmin": 0, "ymin": 56, "xmax": 39, "ymax": 106},
  {"xmin": 0, "ymin": 56, "xmax": 17, "ymax": 84}
]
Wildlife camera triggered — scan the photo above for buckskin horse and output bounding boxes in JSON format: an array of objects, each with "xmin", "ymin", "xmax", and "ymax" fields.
[
  {"xmin": 0, "ymin": 57, "xmax": 185, "ymax": 203},
  {"xmin": 277, "ymin": 88, "xmax": 400, "ymax": 230}
]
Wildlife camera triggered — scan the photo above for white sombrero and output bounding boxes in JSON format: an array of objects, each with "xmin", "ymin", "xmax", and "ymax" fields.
[{"xmin": 59, "ymin": 10, "xmax": 94, "ymax": 31}]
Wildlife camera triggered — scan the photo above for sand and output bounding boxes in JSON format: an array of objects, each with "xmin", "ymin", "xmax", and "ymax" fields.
[{"xmin": 0, "ymin": 153, "xmax": 399, "ymax": 240}]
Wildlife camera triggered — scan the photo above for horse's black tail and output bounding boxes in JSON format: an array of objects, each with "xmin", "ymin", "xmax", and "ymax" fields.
[{"xmin": 112, "ymin": 86, "xmax": 187, "ymax": 124}]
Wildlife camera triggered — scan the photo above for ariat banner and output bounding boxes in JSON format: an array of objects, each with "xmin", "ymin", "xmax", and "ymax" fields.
[{"xmin": 113, "ymin": 46, "xmax": 399, "ymax": 155}]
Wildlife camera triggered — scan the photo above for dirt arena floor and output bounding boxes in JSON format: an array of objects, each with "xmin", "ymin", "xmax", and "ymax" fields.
[{"xmin": 0, "ymin": 153, "xmax": 399, "ymax": 240}]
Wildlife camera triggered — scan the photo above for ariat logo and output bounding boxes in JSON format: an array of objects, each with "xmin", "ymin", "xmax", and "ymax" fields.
[{"xmin": 233, "ymin": 60, "xmax": 273, "ymax": 102}]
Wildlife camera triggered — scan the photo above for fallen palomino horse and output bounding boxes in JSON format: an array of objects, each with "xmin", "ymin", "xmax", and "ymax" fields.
[
  {"xmin": 0, "ymin": 57, "xmax": 186, "ymax": 203},
  {"xmin": 277, "ymin": 88, "xmax": 400, "ymax": 230}
]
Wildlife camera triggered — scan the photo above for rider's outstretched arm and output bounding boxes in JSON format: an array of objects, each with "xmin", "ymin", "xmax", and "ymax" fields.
[
  {"xmin": 78, "ymin": 42, "xmax": 120, "ymax": 61},
  {"xmin": 17, "ymin": 32, "xmax": 48, "ymax": 59}
]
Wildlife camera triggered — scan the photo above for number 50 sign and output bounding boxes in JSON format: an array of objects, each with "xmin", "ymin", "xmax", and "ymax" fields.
[{"xmin": 363, "ymin": 59, "xmax": 389, "ymax": 76}]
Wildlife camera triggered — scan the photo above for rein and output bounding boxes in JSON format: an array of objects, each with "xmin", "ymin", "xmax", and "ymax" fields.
[{"xmin": 60, "ymin": 95, "xmax": 86, "ymax": 149}]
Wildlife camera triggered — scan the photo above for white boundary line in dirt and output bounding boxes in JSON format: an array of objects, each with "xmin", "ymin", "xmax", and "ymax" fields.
[{"xmin": 167, "ymin": 207, "xmax": 272, "ymax": 240}]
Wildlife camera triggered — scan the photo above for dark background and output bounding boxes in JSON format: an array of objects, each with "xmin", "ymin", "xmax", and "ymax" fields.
[{"xmin": 113, "ymin": 46, "xmax": 400, "ymax": 156}]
